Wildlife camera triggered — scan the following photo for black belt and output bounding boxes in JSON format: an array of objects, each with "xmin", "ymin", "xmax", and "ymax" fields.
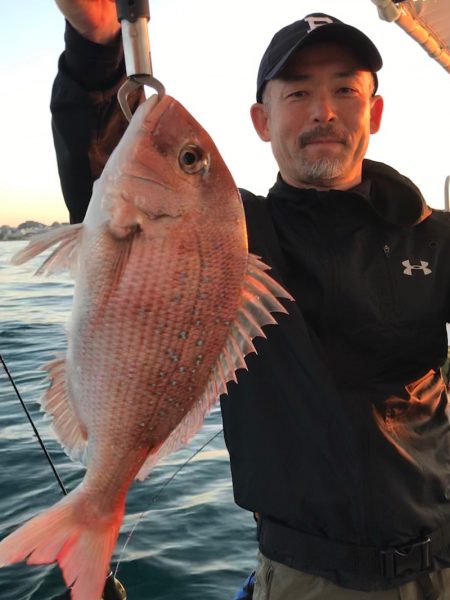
[{"xmin": 257, "ymin": 517, "xmax": 450, "ymax": 579}]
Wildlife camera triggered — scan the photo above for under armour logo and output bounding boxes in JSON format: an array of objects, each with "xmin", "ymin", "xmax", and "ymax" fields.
[
  {"xmin": 402, "ymin": 260, "xmax": 432, "ymax": 276},
  {"xmin": 304, "ymin": 16, "xmax": 334, "ymax": 33}
]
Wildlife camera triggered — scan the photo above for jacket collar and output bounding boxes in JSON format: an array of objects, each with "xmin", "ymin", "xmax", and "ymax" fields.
[{"xmin": 268, "ymin": 159, "xmax": 430, "ymax": 227}]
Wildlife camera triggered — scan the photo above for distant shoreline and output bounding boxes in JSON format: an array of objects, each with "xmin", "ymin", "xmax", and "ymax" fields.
[{"xmin": 0, "ymin": 221, "xmax": 67, "ymax": 241}]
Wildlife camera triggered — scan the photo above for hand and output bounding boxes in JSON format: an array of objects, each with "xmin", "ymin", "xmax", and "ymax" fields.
[{"xmin": 54, "ymin": 0, "xmax": 120, "ymax": 44}]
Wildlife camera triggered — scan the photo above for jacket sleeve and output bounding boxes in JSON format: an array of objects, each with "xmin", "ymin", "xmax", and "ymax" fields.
[{"xmin": 50, "ymin": 21, "xmax": 143, "ymax": 224}]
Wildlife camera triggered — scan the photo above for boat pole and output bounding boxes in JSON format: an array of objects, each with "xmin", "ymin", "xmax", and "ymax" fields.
[{"xmin": 445, "ymin": 175, "xmax": 449, "ymax": 212}]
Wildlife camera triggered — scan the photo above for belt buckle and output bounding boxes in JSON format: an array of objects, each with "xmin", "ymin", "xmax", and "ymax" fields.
[{"xmin": 380, "ymin": 537, "xmax": 432, "ymax": 578}]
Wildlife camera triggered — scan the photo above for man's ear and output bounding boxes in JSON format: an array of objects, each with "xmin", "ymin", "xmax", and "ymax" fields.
[
  {"xmin": 370, "ymin": 95, "xmax": 384, "ymax": 134},
  {"xmin": 250, "ymin": 102, "xmax": 271, "ymax": 141}
]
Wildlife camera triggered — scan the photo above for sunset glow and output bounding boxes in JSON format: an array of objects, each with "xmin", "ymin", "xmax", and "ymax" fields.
[{"xmin": 1, "ymin": 0, "xmax": 449, "ymax": 229}]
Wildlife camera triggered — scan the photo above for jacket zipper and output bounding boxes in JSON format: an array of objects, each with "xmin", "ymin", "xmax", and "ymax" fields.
[{"xmin": 383, "ymin": 243, "xmax": 398, "ymax": 317}]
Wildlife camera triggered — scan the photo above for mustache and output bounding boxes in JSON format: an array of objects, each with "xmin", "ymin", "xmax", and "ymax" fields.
[{"xmin": 300, "ymin": 125, "xmax": 348, "ymax": 147}]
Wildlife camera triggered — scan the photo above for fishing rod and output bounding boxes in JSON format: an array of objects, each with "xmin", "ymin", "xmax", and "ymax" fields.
[
  {"xmin": 0, "ymin": 353, "xmax": 67, "ymax": 495},
  {"xmin": 0, "ymin": 352, "xmax": 126, "ymax": 600}
]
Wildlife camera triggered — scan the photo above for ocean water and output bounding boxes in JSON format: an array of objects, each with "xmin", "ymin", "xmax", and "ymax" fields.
[{"xmin": 0, "ymin": 241, "xmax": 257, "ymax": 600}]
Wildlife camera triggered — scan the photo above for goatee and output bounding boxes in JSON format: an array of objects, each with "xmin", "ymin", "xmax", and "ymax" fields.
[{"xmin": 300, "ymin": 157, "xmax": 346, "ymax": 183}]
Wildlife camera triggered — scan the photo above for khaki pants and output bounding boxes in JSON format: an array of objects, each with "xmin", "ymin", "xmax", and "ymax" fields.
[{"xmin": 253, "ymin": 553, "xmax": 450, "ymax": 600}]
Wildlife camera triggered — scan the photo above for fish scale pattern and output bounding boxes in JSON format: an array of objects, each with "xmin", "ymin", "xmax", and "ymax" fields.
[{"xmin": 2, "ymin": 94, "xmax": 292, "ymax": 600}]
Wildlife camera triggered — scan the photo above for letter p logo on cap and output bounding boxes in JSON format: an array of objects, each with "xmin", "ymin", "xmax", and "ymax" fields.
[{"xmin": 304, "ymin": 15, "xmax": 334, "ymax": 33}]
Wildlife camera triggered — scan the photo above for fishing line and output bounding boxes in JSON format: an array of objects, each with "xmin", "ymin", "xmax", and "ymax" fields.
[
  {"xmin": 0, "ymin": 353, "xmax": 67, "ymax": 496},
  {"xmin": 1, "ymin": 353, "xmax": 123, "ymax": 599},
  {"xmin": 1, "ymin": 351, "xmax": 225, "ymax": 590},
  {"xmin": 114, "ymin": 426, "xmax": 224, "ymax": 577}
]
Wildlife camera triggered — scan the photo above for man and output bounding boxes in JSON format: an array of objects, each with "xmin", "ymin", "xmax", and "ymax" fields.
[{"xmin": 52, "ymin": 2, "xmax": 450, "ymax": 598}]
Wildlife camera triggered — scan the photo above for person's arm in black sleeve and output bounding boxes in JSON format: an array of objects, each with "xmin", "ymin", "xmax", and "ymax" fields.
[{"xmin": 50, "ymin": 20, "xmax": 143, "ymax": 224}]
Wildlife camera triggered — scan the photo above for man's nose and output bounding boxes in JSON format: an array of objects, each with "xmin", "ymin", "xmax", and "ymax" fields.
[{"xmin": 312, "ymin": 94, "xmax": 336, "ymax": 123}]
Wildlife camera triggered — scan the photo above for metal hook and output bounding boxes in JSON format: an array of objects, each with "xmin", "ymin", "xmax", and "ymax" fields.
[
  {"xmin": 115, "ymin": 1, "xmax": 165, "ymax": 121},
  {"xmin": 117, "ymin": 74, "xmax": 165, "ymax": 122}
]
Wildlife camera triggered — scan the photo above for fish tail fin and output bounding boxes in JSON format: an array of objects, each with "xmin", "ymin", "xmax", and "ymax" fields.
[{"xmin": 0, "ymin": 485, "xmax": 124, "ymax": 600}]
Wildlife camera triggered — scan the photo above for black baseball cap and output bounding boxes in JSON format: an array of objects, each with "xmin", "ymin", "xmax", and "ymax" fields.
[{"xmin": 256, "ymin": 13, "xmax": 383, "ymax": 102}]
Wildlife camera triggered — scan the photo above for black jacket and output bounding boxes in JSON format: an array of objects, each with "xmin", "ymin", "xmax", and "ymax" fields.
[
  {"xmin": 221, "ymin": 175, "xmax": 450, "ymax": 590},
  {"xmin": 51, "ymin": 23, "xmax": 450, "ymax": 591}
]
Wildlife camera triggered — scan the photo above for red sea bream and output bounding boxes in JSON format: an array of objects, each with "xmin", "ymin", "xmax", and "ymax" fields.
[{"xmin": 0, "ymin": 94, "xmax": 292, "ymax": 599}]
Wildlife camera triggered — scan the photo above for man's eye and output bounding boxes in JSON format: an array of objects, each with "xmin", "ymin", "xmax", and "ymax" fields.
[
  {"xmin": 337, "ymin": 87, "xmax": 357, "ymax": 95},
  {"xmin": 287, "ymin": 90, "xmax": 308, "ymax": 98}
]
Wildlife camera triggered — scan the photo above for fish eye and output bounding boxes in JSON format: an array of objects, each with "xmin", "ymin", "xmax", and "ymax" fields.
[{"xmin": 179, "ymin": 144, "xmax": 209, "ymax": 174}]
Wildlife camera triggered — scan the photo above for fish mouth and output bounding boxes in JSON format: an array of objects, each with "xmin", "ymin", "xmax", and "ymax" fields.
[
  {"xmin": 106, "ymin": 171, "xmax": 182, "ymax": 240},
  {"xmin": 130, "ymin": 175, "xmax": 182, "ymax": 222},
  {"xmin": 127, "ymin": 172, "xmax": 175, "ymax": 190},
  {"xmin": 109, "ymin": 211, "xmax": 181, "ymax": 240},
  {"xmin": 136, "ymin": 204, "xmax": 182, "ymax": 224}
]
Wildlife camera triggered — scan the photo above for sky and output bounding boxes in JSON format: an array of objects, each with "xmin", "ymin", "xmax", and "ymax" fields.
[{"xmin": 0, "ymin": 0, "xmax": 449, "ymax": 227}]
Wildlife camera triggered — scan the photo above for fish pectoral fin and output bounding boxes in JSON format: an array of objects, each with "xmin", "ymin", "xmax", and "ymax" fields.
[
  {"xmin": 134, "ymin": 254, "xmax": 292, "ymax": 482},
  {"xmin": 202, "ymin": 252, "xmax": 292, "ymax": 398},
  {"xmin": 11, "ymin": 223, "xmax": 83, "ymax": 276},
  {"xmin": 222, "ymin": 251, "xmax": 293, "ymax": 373},
  {"xmin": 41, "ymin": 357, "xmax": 88, "ymax": 465}
]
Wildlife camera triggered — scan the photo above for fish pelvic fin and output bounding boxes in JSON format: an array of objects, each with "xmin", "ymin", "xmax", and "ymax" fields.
[
  {"xmin": 0, "ymin": 485, "xmax": 124, "ymax": 600},
  {"xmin": 11, "ymin": 223, "xmax": 83, "ymax": 276},
  {"xmin": 135, "ymin": 253, "xmax": 292, "ymax": 481},
  {"xmin": 42, "ymin": 357, "xmax": 89, "ymax": 465}
]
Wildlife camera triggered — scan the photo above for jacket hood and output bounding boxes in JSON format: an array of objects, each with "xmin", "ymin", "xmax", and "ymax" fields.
[{"xmin": 362, "ymin": 159, "xmax": 431, "ymax": 226}]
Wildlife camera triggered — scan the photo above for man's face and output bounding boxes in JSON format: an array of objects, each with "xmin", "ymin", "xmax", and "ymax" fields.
[{"xmin": 251, "ymin": 42, "xmax": 384, "ymax": 190}]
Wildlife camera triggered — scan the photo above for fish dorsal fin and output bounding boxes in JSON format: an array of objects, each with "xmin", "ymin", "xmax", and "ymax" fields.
[
  {"xmin": 41, "ymin": 357, "xmax": 89, "ymax": 465},
  {"xmin": 11, "ymin": 224, "xmax": 83, "ymax": 276},
  {"xmin": 135, "ymin": 253, "xmax": 293, "ymax": 480}
]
